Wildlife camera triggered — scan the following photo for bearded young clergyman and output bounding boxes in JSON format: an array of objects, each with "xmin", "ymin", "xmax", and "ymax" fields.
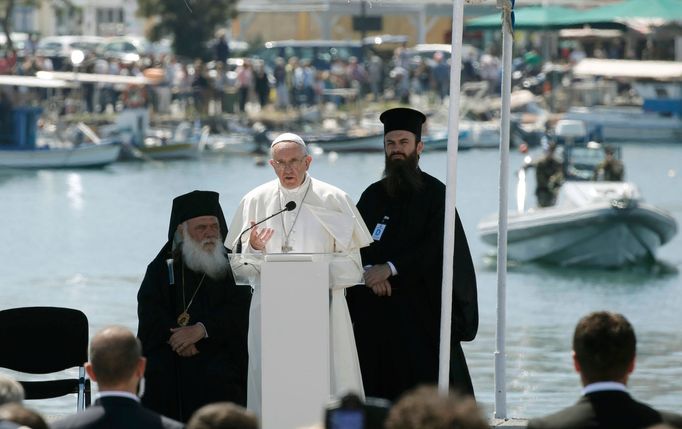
[
  {"xmin": 347, "ymin": 108, "xmax": 479, "ymax": 401},
  {"xmin": 137, "ymin": 190, "xmax": 250, "ymax": 422}
]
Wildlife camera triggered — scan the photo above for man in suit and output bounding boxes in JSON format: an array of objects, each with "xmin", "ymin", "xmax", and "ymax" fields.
[
  {"xmin": 528, "ymin": 311, "xmax": 682, "ymax": 429},
  {"xmin": 52, "ymin": 326, "xmax": 183, "ymax": 429}
]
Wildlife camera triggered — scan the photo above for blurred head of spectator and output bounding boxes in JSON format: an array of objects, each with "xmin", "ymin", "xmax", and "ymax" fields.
[
  {"xmin": 0, "ymin": 375, "xmax": 23, "ymax": 406},
  {"xmin": 384, "ymin": 385, "xmax": 488, "ymax": 429},
  {"xmin": 187, "ymin": 402, "xmax": 258, "ymax": 429}
]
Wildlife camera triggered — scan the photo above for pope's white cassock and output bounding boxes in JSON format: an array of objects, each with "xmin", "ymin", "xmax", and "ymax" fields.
[{"xmin": 226, "ymin": 174, "xmax": 372, "ymax": 415}]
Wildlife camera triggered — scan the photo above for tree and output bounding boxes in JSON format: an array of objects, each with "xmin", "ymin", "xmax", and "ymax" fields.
[
  {"xmin": 137, "ymin": 0, "xmax": 238, "ymax": 60},
  {"xmin": 0, "ymin": 0, "xmax": 39, "ymax": 52}
]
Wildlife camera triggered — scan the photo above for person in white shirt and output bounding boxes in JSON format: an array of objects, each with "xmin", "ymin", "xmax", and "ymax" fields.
[{"xmin": 226, "ymin": 132, "xmax": 372, "ymax": 416}]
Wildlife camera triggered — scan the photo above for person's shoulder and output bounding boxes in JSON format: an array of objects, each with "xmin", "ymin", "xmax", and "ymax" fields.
[
  {"xmin": 359, "ymin": 179, "xmax": 385, "ymax": 197},
  {"xmin": 159, "ymin": 414, "xmax": 185, "ymax": 429},
  {"xmin": 527, "ymin": 400, "xmax": 591, "ymax": 429},
  {"xmin": 137, "ymin": 406, "xmax": 184, "ymax": 429},
  {"xmin": 145, "ymin": 243, "xmax": 171, "ymax": 269},
  {"xmin": 51, "ymin": 405, "xmax": 105, "ymax": 428},
  {"xmin": 416, "ymin": 171, "xmax": 445, "ymax": 197},
  {"xmin": 311, "ymin": 177, "xmax": 349, "ymax": 198},
  {"xmin": 660, "ymin": 409, "xmax": 682, "ymax": 428},
  {"xmin": 420, "ymin": 170, "xmax": 444, "ymax": 187},
  {"xmin": 242, "ymin": 179, "xmax": 278, "ymax": 199}
]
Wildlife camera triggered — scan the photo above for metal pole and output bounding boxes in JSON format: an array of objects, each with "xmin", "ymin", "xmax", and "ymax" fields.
[
  {"xmin": 438, "ymin": 0, "xmax": 465, "ymax": 394},
  {"xmin": 494, "ymin": 0, "xmax": 514, "ymax": 419},
  {"xmin": 360, "ymin": 1, "xmax": 367, "ymax": 62}
]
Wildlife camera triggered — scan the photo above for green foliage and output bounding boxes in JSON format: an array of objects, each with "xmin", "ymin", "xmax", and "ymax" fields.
[{"xmin": 137, "ymin": 0, "xmax": 238, "ymax": 60}]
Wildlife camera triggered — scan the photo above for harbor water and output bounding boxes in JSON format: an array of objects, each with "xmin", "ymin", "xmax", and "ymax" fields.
[{"xmin": 1, "ymin": 143, "xmax": 681, "ymax": 420}]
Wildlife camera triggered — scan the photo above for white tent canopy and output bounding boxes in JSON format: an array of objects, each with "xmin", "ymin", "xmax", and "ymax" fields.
[{"xmin": 573, "ymin": 58, "xmax": 682, "ymax": 81}]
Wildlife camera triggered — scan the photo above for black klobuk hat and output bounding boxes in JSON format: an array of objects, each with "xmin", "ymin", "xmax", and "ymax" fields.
[
  {"xmin": 379, "ymin": 107, "xmax": 427, "ymax": 142},
  {"xmin": 167, "ymin": 190, "xmax": 228, "ymax": 242}
]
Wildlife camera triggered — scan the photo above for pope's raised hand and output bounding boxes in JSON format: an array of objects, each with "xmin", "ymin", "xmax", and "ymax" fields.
[{"xmin": 249, "ymin": 221, "xmax": 274, "ymax": 251}]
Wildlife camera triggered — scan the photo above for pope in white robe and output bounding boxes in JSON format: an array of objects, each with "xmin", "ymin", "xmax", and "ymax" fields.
[{"xmin": 225, "ymin": 132, "xmax": 373, "ymax": 416}]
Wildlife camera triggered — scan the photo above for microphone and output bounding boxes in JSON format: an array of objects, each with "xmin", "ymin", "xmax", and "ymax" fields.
[{"xmin": 235, "ymin": 201, "xmax": 296, "ymax": 253}]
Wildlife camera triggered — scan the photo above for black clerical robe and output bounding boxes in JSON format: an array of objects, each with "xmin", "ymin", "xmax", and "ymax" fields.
[
  {"xmin": 137, "ymin": 243, "xmax": 250, "ymax": 422},
  {"xmin": 346, "ymin": 171, "xmax": 478, "ymax": 401}
]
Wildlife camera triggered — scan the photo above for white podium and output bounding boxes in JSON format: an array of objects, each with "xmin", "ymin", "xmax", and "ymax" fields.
[{"xmin": 231, "ymin": 253, "xmax": 342, "ymax": 429}]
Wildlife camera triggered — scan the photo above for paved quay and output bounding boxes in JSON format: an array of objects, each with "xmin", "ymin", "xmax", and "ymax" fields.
[{"xmin": 491, "ymin": 418, "xmax": 529, "ymax": 428}]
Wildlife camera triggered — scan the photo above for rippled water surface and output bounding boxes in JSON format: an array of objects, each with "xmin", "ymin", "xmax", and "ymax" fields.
[{"xmin": 1, "ymin": 143, "xmax": 680, "ymax": 419}]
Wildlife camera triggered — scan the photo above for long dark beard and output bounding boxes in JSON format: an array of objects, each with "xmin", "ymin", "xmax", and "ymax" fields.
[{"xmin": 383, "ymin": 151, "xmax": 423, "ymax": 198}]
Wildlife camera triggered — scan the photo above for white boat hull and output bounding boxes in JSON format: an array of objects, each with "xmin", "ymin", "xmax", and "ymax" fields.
[
  {"xmin": 307, "ymin": 134, "xmax": 383, "ymax": 152},
  {"xmin": 478, "ymin": 183, "xmax": 677, "ymax": 267},
  {"xmin": 458, "ymin": 120, "xmax": 501, "ymax": 149},
  {"xmin": 139, "ymin": 142, "xmax": 202, "ymax": 160},
  {"xmin": 205, "ymin": 134, "xmax": 261, "ymax": 155},
  {"xmin": 564, "ymin": 106, "xmax": 682, "ymax": 142},
  {"xmin": 0, "ymin": 143, "xmax": 121, "ymax": 168}
]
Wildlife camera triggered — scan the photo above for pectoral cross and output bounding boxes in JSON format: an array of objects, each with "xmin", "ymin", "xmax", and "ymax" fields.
[
  {"xmin": 281, "ymin": 243, "xmax": 293, "ymax": 253},
  {"xmin": 177, "ymin": 311, "xmax": 190, "ymax": 327}
]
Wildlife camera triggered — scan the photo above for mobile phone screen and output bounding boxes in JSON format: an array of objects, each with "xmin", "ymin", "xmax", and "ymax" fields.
[{"xmin": 328, "ymin": 409, "xmax": 364, "ymax": 429}]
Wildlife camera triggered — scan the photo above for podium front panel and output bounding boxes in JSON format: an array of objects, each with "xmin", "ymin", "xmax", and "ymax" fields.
[{"xmin": 260, "ymin": 259, "xmax": 330, "ymax": 429}]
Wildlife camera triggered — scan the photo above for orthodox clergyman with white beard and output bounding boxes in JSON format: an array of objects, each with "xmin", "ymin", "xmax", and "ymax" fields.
[{"xmin": 137, "ymin": 190, "xmax": 251, "ymax": 423}]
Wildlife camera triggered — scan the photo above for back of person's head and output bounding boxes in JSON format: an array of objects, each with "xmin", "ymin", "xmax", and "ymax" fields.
[
  {"xmin": 0, "ymin": 375, "xmax": 24, "ymax": 406},
  {"xmin": 384, "ymin": 385, "xmax": 487, "ymax": 429},
  {"xmin": 187, "ymin": 402, "xmax": 259, "ymax": 429},
  {"xmin": 0, "ymin": 403, "xmax": 48, "ymax": 429},
  {"xmin": 324, "ymin": 393, "xmax": 390, "ymax": 429},
  {"xmin": 573, "ymin": 311, "xmax": 636, "ymax": 383},
  {"xmin": 89, "ymin": 325, "xmax": 142, "ymax": 386}
]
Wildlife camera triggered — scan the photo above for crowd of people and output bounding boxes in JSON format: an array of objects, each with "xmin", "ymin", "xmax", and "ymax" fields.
[
  {"xmin": 2, "ymin": 309, "xmax": 678, "ymax": 428},
  {"xmin": 0, "ymin": 106, "xmax": 663, "ymax": 429},
  {"xmin": 0, "ymin": 32, "xmax": 504, "ymax": 118}
]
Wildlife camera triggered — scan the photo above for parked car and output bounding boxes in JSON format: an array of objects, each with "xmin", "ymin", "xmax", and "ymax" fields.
[
  {"xmin": 96, "ymin": 36, "xmax": 152, "ymax": 64},
  {"xmin": 256, "ymin": 40, "xmax": 363, "ymax": 71},
  {"xmin": 404, "ymin": 43, "xmax": 480, "ymax": 66},
  {"xmin": 0, "ymin": 32, "xmax": 33, "ymax": 59},
  {"xmin": 35, "ymin": 35, "xmax": 105, "ymax": 69}
]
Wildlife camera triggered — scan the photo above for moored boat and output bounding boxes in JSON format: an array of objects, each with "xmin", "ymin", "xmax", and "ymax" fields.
[
  {"xmin": 478, "ymin": 181, "xmax": 677, "ymax": 267},
  {"xmin": 478, "ymin": 142, "xmax": 677, "ymax": 267},
  {"xmin": 563, "ymin": 58, "xmax": 682, "ymax": 142},
  {"xmin": 102, "ymin": 109, "xmax": 207, "ymax": 161},
  {"xmin": 0, "ymin": 107, "xmax": 121, "ymax": 169},
  {"xmin": 262, "ymin": 128, "xmax": 384, "ymax": 152},
  {"xmin": 0, "ymin": 141, "xmax": 121, "ymax": 169}
]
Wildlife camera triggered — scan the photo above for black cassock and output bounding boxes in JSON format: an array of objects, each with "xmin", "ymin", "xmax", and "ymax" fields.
[
  {"xmin": 347, "ymin": 171, "xmax": 478, "ymax": 401},
  {"xmin": 137, "ymin": 243, "xmax": 251, "ymax": 422}
]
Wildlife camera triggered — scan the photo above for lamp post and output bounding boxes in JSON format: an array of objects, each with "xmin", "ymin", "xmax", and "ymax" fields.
[{"xmin": 70, "ymin": 49, "xmax": 85, "ymax": 113}]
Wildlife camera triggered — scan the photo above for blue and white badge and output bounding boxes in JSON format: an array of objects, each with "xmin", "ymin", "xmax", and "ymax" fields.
[{"xmin": 372, "ymin": 216, "xmax": 389, "ymax": 240}]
